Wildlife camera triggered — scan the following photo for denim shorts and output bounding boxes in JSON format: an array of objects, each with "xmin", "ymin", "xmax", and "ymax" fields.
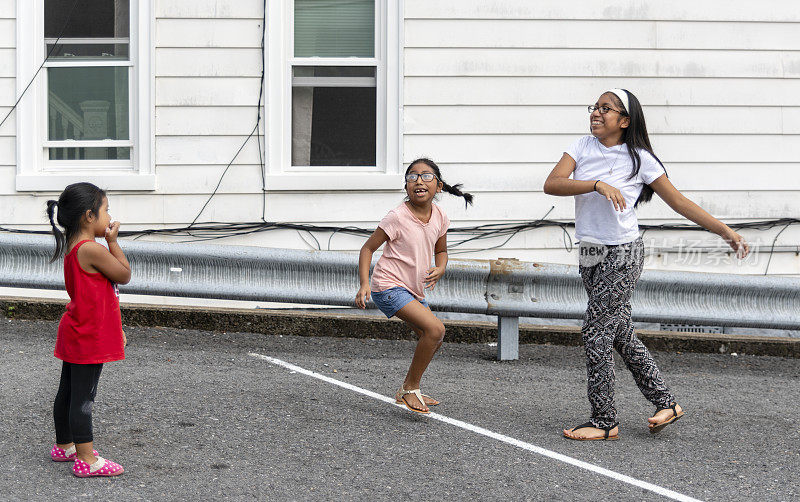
[{"xmin": 371, "ymin": 286, "xmax": 429, "ymax": 318}]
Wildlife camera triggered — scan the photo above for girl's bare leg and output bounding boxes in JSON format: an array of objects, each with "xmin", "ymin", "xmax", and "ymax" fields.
[
  {"xmin": 394, "ymin": 300, "xmax": 445, "ymax": 412},
  {"xmin": 75, "ymin": 441, "xmax": 97, "ymax": 464}
]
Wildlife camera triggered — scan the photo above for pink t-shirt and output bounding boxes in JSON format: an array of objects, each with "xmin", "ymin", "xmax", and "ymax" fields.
[{"xmin": 370, "ymin": 202, "xmax": 450, "ymax": 300}]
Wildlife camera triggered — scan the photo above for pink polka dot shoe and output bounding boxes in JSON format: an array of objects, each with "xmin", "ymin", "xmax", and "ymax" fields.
[
  {"xmin": 72, "ymin": 457, "xmax": 124, "ymax": 478},
  {"xmin": 50, "ymin": 444, "xmax": 98, "ymax": 462}
]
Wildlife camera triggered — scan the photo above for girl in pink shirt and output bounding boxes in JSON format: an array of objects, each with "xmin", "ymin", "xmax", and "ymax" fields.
[{"xmin": 356, "ymin": 158, "xmax": 473, "ymax": 414}]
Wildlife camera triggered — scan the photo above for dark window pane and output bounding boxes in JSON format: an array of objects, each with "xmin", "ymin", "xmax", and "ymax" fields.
[
  {"xmin": 45, "ymin": 0, "xmax": 129, "ymax": 38},
  {"xmin": 292, "ymin": 86, "xmax": 376, "ymax": 166},
  {"xmin": 48, "ymin": 67, "xmax": 129, "ymax": 141},
  {"xmin": 48, "ymin": 147, "xmax": 130, "ymax": 160}
]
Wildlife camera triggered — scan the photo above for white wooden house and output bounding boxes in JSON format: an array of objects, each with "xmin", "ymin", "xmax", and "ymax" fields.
[{"xmin": 1, "ymin": 0, "xmax": 798, "ymax": 279}]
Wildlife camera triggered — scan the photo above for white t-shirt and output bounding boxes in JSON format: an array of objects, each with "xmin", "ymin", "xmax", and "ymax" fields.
[{"xmin": 565, "ymin": 135, "xmax": 666, "ymax": 245}]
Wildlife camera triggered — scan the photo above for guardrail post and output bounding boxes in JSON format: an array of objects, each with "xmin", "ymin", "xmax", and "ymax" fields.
[{"xmin": 497, "ymin": 316, "xmax": 519, "ymax": 361}]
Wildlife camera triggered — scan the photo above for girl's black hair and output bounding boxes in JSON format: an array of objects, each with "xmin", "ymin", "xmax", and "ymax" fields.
[
  {"xmin": 46, "ymin": 182, "xmax": 106, "ymax": 262},
  {"xmin": 405, "ymin": 158, "xmax": 474, "ymax": 207},
  {"xmin": 607, "ymin": 89, "xmax": 667, "ymax": 207}
]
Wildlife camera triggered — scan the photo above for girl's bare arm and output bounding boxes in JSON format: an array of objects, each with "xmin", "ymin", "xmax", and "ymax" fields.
[
  {"xmin": 80, "ymin": 242, "xmax": 132, "ymax": 284},
  {"xmin": 544, "ymin": 153, "xmax": 627, "ymax": 211},
  {"xmin": 355, "ymin": 228, "xmax": 389, "ymax": 308},
  {"xmin": 650, "ymin": 175, "xmax": 749, "ymax": 257},
  {"xmin": 544, "ymin": 153, "xmax": 594, "ymax": 195}
]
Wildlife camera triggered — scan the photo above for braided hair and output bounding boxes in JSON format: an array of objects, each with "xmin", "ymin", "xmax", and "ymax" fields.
[{"xmin": 405, "ymin": 158, "xmax": 473, "ymax": 207}]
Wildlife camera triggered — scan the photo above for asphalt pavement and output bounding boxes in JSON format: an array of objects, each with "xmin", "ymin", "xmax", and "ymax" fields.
[{"xmin": 1, "ymin": 317, "xmax": 798, "ymax": 501}]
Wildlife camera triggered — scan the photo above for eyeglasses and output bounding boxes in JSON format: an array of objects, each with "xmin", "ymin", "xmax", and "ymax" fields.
[
  {"xmin": 405, "ymin": 172, "xmax": 437, "ymax": 182},
  {"xmin": 588, "ymin": 105, "xmax": 623, "ymax": 115}
]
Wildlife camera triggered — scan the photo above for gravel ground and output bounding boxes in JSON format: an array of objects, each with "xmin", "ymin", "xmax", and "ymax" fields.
[{"xmin": 1, "ymin": 318, "xmax": 798, "ymax": 501}]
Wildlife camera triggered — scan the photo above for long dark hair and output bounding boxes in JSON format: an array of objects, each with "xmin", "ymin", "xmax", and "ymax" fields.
[
  {"xmin": 608, "ymin": 89, "xmax": 667, "ymax": 207},
  {"xmin": 405, "ymin": 158, "xmax": 474, "ymax": 207},
  {"xmin": 46, "ymin": 182, "xmax": 106, "ymax": 262}
]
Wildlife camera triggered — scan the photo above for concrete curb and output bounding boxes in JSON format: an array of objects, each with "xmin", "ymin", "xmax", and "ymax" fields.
[{"xmin": 1, "ymin": 296, "xmax": 797, "ymax": 358}]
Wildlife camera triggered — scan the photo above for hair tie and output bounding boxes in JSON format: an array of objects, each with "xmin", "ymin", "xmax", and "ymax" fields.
[{"xmin": 604, "ymin": 88, "xmax": 629, "ymax": 114}]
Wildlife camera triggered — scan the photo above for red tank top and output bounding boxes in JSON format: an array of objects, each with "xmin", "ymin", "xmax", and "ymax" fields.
[{"xmin": 55, "ymin": 240, "xmax": 125, "ymax": 364}]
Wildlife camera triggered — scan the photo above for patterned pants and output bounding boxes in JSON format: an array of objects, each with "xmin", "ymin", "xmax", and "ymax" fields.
[{"xmin": 579, "ymin": 238, "xmax": 675, "ymax": 428}]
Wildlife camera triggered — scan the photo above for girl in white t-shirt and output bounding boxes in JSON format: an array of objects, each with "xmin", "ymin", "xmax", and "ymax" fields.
[
  {"xmin": 544, "ymin": 89, "xmax": 750, "ymax": 440},
  {"xmin": 355, "ymin": 158, "xmax": 473, "ymax": 414}
]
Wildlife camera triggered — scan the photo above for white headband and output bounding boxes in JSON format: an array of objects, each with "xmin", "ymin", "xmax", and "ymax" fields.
[{"xmin": 604, "ymin": 88, "xmax": 629, "ymax": 114}]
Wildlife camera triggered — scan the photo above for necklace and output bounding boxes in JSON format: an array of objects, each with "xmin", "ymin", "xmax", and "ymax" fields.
[{"xmin": 597, "ymin": 138, "xmax": 620, "ymax": 175}]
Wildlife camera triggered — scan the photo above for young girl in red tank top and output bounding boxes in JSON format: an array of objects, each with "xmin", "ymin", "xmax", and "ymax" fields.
[{"xmin": 46, "ymin": 182, "xmax": 131, "ymax": 478}]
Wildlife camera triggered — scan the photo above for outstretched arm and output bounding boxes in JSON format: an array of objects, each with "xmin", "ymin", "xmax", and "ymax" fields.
[
  {"xmin": 650, "ymin": 174, "xmax": 749, "ymax": 257},
  {"xmin": 355, "ymin": 228, "xmax": 389, "ymax": 308}
]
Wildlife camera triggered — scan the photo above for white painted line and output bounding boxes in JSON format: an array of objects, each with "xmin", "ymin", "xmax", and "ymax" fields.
[{"xmin": 249, "ymin": 352, "xmax": 703, "ymax": 502}]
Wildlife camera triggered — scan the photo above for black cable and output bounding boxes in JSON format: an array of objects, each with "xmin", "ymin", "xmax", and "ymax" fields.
[
  {"xmin": 5, "ymin": 218, "xmax": 798, "ymax": 241},
  {"xmin": 257, "ymin": 0, "xmax": 267, "ymax": 222},
  {"xmin": 763, "ymin": 222, "xmax": 791, "ymax": 275},
  {"xmin": 189, "ymin": 0, "xmax": 267, "ymax": 228},
  {"xmin": 187, "ymin": 122, "xmax": 260, "ymax": 228},
  {"xmin": 0, "ymin": 0, "xmax": 82, "ymax": 131}
]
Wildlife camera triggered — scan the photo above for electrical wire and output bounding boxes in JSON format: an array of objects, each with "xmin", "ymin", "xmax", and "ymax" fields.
[
  {"xmin": 0, "ymin": 0, "xmax": 82, "ymax": 131},
  {"xmin": 187, "ymin": 0, "xmax": 267, "ymax": 228},
  {"xmin": 257, "ymin": 0, "xmax": 267, "ymax": 222}
]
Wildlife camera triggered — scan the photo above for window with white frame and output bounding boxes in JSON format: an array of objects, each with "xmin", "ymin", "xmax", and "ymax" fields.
[
  {"xmin": 15, "ymin": 0, "xmax": 153, "ymax": 191},
  {"xmin": 266, "ymin": 0, "xmax": 401, "ymax": 190}
]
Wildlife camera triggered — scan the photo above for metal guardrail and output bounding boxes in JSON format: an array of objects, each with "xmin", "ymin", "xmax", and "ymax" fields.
[{"xmin": 1, "ymin": 233, "xmax": 799, "ymax": 360}]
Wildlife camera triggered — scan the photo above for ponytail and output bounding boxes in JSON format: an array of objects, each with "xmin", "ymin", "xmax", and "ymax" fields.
[
  {"xmin": 45, "ymin": 182, "xmax": 107, "ymax": 263},
  {"xmin": 441, "ymin": 181, "xmax": 474, "ymax": 207},
  {"xmin": 405, "ymin": 158, "xmax": 474, "ymax": 208},
  {"xmin": 46, "ymin": 200, "xmax": 65, "ymax": 263}
]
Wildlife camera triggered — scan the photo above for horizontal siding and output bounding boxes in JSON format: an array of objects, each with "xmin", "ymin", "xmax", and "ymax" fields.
[
  {"xmin": 0, "ymin": 77, "xmax": 13, "ymax": 102},
  {"xmin": 0, "ymin": 136, "xmax": 13, "ymax": 165},
  {"xmin": 437, "ymin": 163, "xmax": 800, "ymax": 193},
  {"xmin": 405, "ymin": 134, "xmax": 800, "ymax": 164},
  {"xmin": 0, "ymin": 0, "xmax": 12, "ymax": 18},
  {"xmin": 406, "ymin": 19, "xmax": 800, "ymax": 51},
  {"xmin": 2, "ymin": 192, "xmax": 799, "ymax": 225},
  {"xmin": 153, "ymin": 164, "xmax": 265, "ymax": 194},
  {"xmin": 784, "ymin": 108, "xmax": 800, "ymax": 131},
  {"xmin": 404, "ymin": 0, "xmax": 800, "ymax": 22},
  {"xmin": 404, "ymin": 48, "xmax": 799, "ymax": 78},
  {"xmin": 154, "ymin": 0, "xmax": 263, "ymax": 19},
  {"xmin": 405, "ymin": 105, "xmax": 799, "ymax": 135},
  {"xmin": 404, "ymin": 77, "xmax": 800, "ymax": 106},
  {"xmin": 155, "ymin": 107, "xmax": 260, "ymax": 136},
  {"xmin": 155, "ymin": 136, "xmax": 263, "ymax": 165},
  {"xmin": 155, "ymin": 77, "xmax": 263, "ymax": 106},
  {"xmin": 0, "ymin": 48, "xmax": 14, "ymax": 77},
  {"xmin": 0, "ymin": 108, "xmax": 13, "ymax": 134},
  {"xmin": 155, "ymin": 48, "xmax": 262, "ymax": 77},
  {"xmin": 0, "ymin": 18, "xmax": 13, "ymax": 47},
  {"xmin": 152, "ymin": 2, "xmax": 264, "ymax": 252},
  {"xmin": 155, "ymin": 18, "xmax": 263, "ymax": 48},
  {"xmin": 3, "ymin": 162, "xmax": 798, "ymax": 196}
]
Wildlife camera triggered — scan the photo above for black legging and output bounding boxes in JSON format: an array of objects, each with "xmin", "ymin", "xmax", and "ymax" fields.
[{"xmin": 53, "ymin": 361, "xmax": 103, "ymax": 444}]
